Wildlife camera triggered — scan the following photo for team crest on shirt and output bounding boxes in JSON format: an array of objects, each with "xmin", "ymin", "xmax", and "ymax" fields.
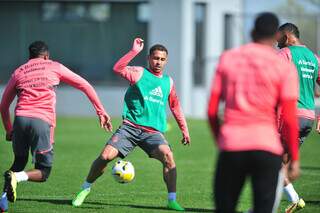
[{"xmin": 149, "ymin": 86, "xmax": 163, "ymax": 98}]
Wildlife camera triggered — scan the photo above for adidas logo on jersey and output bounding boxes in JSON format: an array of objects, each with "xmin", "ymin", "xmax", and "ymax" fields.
[{"xmin": 149, "ymin": 86, "xmax": 163, "ymax": 98}]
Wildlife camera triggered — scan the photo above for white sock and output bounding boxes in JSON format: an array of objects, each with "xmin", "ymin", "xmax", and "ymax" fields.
[
  {"xmin": 284, "ymin": 183, "xmax": 299, "ymax": 203},
  {"xmin": 81, "ymin": 181, "xmax": 92, "ymax": 190},
  {"xmin": 1, "ymin": 192, "xmax": 6, "ymax": 198},
  {"xmin": 14, "ymin": 171, "xmax": 28, "ymax": 183},
  {"xmin": 168, "ymin": 192, "xmax": 176, "ymax": 201}
]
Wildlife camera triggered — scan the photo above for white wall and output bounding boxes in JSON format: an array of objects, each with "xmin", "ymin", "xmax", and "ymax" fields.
[
  {"xmin": 148, "ymin": 0, "xmax": 194, "ymax": 116},
  {"xmin": 192, "ymin": 0, "xmax": 243, "ymax": 118},
  {"xmin": 0, "ymin": 86, "xmax": 126, "ymax": 117},
  {"xmin": 0, "ymin": 0, "xmax": 245, "ymax": 119}
]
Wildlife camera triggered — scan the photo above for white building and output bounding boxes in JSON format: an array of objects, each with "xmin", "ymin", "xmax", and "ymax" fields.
[{"xmin": 0, "ymin": 0, "xmax": 243, "ymax": 118}]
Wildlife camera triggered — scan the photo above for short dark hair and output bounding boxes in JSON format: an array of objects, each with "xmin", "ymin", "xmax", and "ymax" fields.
[
  {"xmin": 251, "ymin": 12, "xmax": 279, "ymax": 41},
  {"xmin": 29, "ymin": 41, "xmax": 49, "ymax": 59},
  {"xmin": 149, "ymin": 44, "xmax": 168, "ymax": 55},
  {"xmin": 278, "ymin": 23, "xmax": 300, "ymax": 38}
]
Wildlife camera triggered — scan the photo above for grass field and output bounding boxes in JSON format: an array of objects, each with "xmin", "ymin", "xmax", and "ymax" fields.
[{"xmin": 0, "ymin": 117, "xmax": 320, "ymax": 213}]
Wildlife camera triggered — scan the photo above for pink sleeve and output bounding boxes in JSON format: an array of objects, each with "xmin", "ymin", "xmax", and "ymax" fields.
[
  {"xmin": 207, "ymin": 59, "xmax": 224, "ymax": 141},
  {"xmin": 168, "ymin": 81, "xmax": 189, "ymax": 138},
  {"xmin": 113, "ymin": 50, "xmax": 144, "ymax": 84},
  {"xmin": 58, "ymin": 64, "xmax": 106, "ymax": 116},
  {"xmin": 210, "ymin": 62, "xmax": 223, "ymax": 96},
  {"xmin": 0, "ymin": 75, "xmax": 17, "ymax": 133},
  {"xmin": 278, "ymin": 47, "xmax": 292, "ymax": 62},
  {"xmin": 279, "ymin": 62, "xmax": 299, "ymax": 101}
]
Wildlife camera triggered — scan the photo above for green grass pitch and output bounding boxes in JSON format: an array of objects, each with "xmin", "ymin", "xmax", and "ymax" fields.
[{"xmin": 1, "ymin": 117, "xmax": 320, "ymax": 212}]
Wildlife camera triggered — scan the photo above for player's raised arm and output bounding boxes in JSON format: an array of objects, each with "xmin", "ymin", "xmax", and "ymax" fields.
[
  {"xmin": 113, "ymin": 38, "xmax": 144, "ymax": 84},
  {"xmin": 58, "ymin": 64, "xmax": 112, "ymax": 132},
  {"xmin": 0, "ymin": 75, "xmax": 17, "ymax": 141},
  {"xmin": 168, "ymin": 79, "xmax": 190, "ymax": 145}
]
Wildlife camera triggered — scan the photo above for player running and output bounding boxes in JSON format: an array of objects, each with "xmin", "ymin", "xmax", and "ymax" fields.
[
  {"xmin": 0, "ymin": 41, "xmax": 112, "ymax": 212},
  {"xmin": 72, "ymin": 38, "xmax": 190, "ymax": 211},
  {"xmin": 277, "ymin": 23, "xmax": 320, "ymax": 213},
  {"xmin": 208, "ymin": 13, "xmax": 300, "ymax": 213}
]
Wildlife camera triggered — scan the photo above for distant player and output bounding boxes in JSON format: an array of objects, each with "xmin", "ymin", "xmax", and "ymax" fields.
[
  {"xmin": 208, "ymin": 13, "xmax": 300, "ymax": 213},
  {"xmin": 72, "ymin": 38, "xmax": 190, "ymax": 211},
  {"xmin": 0, "ymin": 41, "xmax": 112, "ymax": 212},
  {"xmin": 277, "ymin": 23, "xmax": 320, "ymax": 213}
]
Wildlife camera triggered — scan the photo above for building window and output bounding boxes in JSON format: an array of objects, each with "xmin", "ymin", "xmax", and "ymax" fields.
[
  {"xmin": 42, "ymin": 2, "xmax": 62, "ymax": 21},
  {"xmin": 193, "ymin": 3, "xmax": 206, "ymax": 86},
  {"xmin": 137, "ymin": 3, "xmax": 150, "ymax": 23},
  {"xmin": 42, "ymin": 2, "xmax": 111, "ymax": 22}
]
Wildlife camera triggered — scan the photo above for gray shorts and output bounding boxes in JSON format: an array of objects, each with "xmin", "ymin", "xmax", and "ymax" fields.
[
  {"xmin": 107, "ymin": 123, "xmax": 169, "ymax": 158},
  {"xmin": 13, "ymin": 116, "xmax": 54, "ymax": 167},
  {"xmin": 281, "ymin": 117, "xmax": 314, "ymax": 153},
  {"xmin": 298, "ymin": 117, "xmax": 314, "ymax": 145}
]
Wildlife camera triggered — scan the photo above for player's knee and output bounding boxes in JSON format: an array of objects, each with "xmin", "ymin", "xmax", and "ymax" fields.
[
  {"xmin": 100, "ymin": 145, "xmax": 118, "ymax": 161},
  {"xmin": 164, "ymin": 151, "xmax": 176, "ymax": 169},
  {"xmin": 35, "ymin": 164, "xmax": 52, "ymax": 182}
]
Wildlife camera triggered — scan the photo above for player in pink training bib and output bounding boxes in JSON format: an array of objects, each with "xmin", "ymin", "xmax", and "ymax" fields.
[{"xmin": 0, "ymin": 41, "xmax": 112, "ymax": 212}]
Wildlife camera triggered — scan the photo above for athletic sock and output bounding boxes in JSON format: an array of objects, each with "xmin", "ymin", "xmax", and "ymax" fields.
[
  {"xmin": 14, "ymin": 171, "xmax": 28, "ymax": 183},
  {"xmin": 81, "ymin": 181, "xmax": 92, "ymax": 190},
  {"xmin": 1, "ymin": 192, "xmax": 6, "ymax": 199},
  {"xmin": 168, "ymin": 192, "xmax": 176, "ymax": 201},
  {"xmin": 284, "ymin": 183, "xmax": 299, "ymax": 203}
]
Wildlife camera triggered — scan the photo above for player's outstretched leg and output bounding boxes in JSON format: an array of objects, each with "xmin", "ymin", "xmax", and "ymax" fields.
[
  {"xmin": 72, "ymin": 145, "xmax": 119, "ymax": 207},
  {"xmin": 3, "ymin": 171, "xmax": 17, "ymax": 203},
  {"xmin": 152, "ymin": 145, "xmax": 184, "ymax": 211},
  {"xmin": 283, "ymin": 167, "xmax": 305, "ymax": 212}
]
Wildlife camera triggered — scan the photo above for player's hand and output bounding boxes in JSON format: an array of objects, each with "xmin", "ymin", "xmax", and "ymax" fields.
[
  {"xmin": 99, "ymin": 113, "xmax": 113, "ymax": 132},
  {"xmin": 5, "ymin": 131, "xmax": 12, "ymax": 142},
  {"xmin": 132, "ymin": 38, "xmax": 144, "ymax": 53},
  {"xmin": 316, "ymin": 119, "xmax": 320, "ymax": 133},
  {"xmin": 287, "ymin": 160, "xmax": 300, "ymax": 182},
  {"xmin": 181, "ymin": 135, "xmax": 190, "ymax": 146}
]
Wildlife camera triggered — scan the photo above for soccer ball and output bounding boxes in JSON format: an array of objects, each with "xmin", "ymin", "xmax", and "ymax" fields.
[{"xmin": 111, "ymin": 160, "xmax": 135, "ymax": 183}]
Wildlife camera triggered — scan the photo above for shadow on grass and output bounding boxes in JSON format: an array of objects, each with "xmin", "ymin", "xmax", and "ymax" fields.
[
  {"xmin": 301, "ymin": 166, "xmax": 320, "ymax": 171},
  {"xmin": 82, "ymin": 201, "xmax": 217, "ymax": 212},
  {"xmin": 304, "ymin": 200, "xmax": 320, "ymax": 206},
  {"xmin": 18, "ymin": 198, "xmax": 103, "ymax": 210},
  {"xmin": 18, "ymin": 198, "xmax": 220, "ymax": 212}
]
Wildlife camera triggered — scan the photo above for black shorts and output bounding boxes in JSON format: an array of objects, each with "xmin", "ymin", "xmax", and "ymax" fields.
[
  {"xmin": 214, "ymin": 151, "xmax": 283, "ymax": 213},
  {"xmin": 13, "ymin": 116, "xmax": 54, "ymax": 168}
]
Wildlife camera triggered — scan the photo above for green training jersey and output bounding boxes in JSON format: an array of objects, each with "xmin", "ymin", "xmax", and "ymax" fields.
[
  {"xmin": 122, "ymin": 69, "xmax": 170, "ymax": 132},
  {"xmin": 289, "ymin": 46, "xmax": 319, "ymax": 110}
]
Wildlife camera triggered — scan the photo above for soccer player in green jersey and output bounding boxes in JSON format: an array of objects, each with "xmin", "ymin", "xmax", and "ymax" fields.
[
  {"xmin": 277, "ymin": 23, "xmax": 320, "ymax": 213},
  {"xmin": 72, "ymin": 38, "xmax": 190, "ymax": 211}
]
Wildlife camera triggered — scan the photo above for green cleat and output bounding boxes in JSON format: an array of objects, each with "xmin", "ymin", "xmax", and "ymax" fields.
[
  {"xmin": 167, "ymin": 200, "xmax": 185, "ymax": 211},
  {"xmin": 72, "ymin": 188, "xmax": 90, "ymax": 207},
  {"xmin": 4, "ymin": 171, "xmax": 17, "ymax": 203}
]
